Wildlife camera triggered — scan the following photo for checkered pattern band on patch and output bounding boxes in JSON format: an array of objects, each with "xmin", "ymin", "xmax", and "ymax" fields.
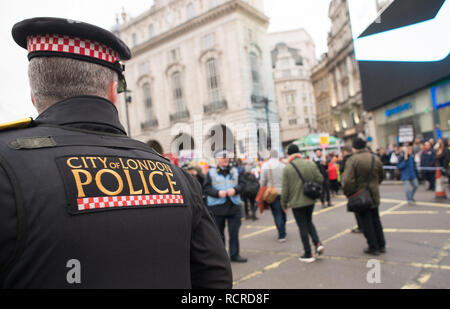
[
  {"xmin": 77, "ymin": 194, "xmax": 184, "ymax": 211},
  {"xmin": 27, "ymin": 34, "xmax": 120, "ymax": 64}
]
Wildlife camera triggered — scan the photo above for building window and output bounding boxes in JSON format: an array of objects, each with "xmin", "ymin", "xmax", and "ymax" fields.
[
  {"xmin": 166, "ymin": 12, "xmax": 173, "ymax": 25},
  {"xmin": 149, "ymin": 24, "xmax": 155, "ymax": 38},
  {"xmin": 132, "ymin": 33, "xmax": 138, "ymax": 47},
  {"xmin": 210, "ymin": 0, "xmax": 219, "ymax": 9},
  {"xmin": 285, "ymin": 92, "xmax": 296, "ymax": 116},
  {"xmin": 187, "ymin": 3, "xmax": 195, "ymax": 20},
  {"xmin": 250, "ymin": 52, "xmax": 260, "ymax": 97},
  {"xmin": 282, "ymin": 69, "xmax": 291, "ymax": 78},
  {"xmin": 289, "ymin": 119, "xmax": 298, "ymax": 126},
  {"xmin": 351, "ymin": 111, "xmax": 360, "ymax": 125},
  {"xmin": 341, "ymin": 118, "xmax": 348, "ymax": 129},
  {"xmin": 206, "ymin": 58, "xmax": 222, "ymax": 105},
  {"xmin": 341, "ymin": 82, "xmax": 349, "ymax": 100},
  {"xmin": 140, "ymin": 62, "xmax": 148, "ymax": 74},
  {"xmin": 169, "ymin": 48, "xmax": 180, "ymax": 62},
  {"xmin": 280, "ymin": 58, "xmax": 290, "ymax": 68},
  {"xmin": 340, "ymin": 61, "xmax": 348, "ymax": 77},
  {"xmin": 335, "ymin": 121, "xmax": 341, "ymax": 132},
  {"xmin": 143, "ymin": 83, "xmax": 153, "ymax": 121},
  {"xmin": 286, "ymin": 92, "xmax": 295, "ymax": 104},
  {"xmin": 203, "ymin": 33, "xmax": 215, "ymax": 49},
  {"xmin": 172, "ymin": 71, "xmax": 185, "ymax": 113}
]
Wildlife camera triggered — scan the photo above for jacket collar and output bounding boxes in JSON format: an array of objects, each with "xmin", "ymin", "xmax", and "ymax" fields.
[
  {"xmin": 35, "ymin": 96, "xmax": 127, "ymax": 135},
  {"xmin": 216, "ymin": 166, "xmax": 231, "ymax": 176},
  {"xmin": 288, "ymin": 154, "xmax": 303, "ymax": 163},
  {"xmin": 355, "ymin": 148, "xmax": 369, "ymax": 154}
]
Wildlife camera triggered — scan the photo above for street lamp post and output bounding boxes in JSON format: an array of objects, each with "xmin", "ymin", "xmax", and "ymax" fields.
[
  {"xmin": 263, "ymin": 97, "xmax": 272, "ymax": 149},
  {"xmin": 252, "ymin": 95, "xmax": 272, "ymax": 150},
  {"xmin": 124, "ymin": 89, "xmax": 132, "ymax": 136}
]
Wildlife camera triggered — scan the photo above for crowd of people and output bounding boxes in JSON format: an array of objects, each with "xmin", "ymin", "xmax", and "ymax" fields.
[
  {"xmin": 375, "ymin": 138, "xmax": 450, "ymax": 189},
  {"xmin": 180, "ymin": 136, "xmax": 450, "ymax": 264},
  {"xmin": 4, "ymin": 15, "xmax": 448, "ymax": 287}
]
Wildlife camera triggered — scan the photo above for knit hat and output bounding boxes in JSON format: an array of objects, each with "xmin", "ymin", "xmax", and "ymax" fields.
[
  {"xmin": 352, "ymin": 138, "xmax": 367, "ymax": 150},
  {"xmin": 287, "ymin": 144, "xmax": 300, "ymax": 155}
]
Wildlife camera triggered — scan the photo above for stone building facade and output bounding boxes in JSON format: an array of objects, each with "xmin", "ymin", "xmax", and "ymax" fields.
[
  {"xmin": 268, "ymin": 29, "xmax": 318, "ymax": 147},
  {"xmin": 318, "ymin": 0, "xmax": 365, "ymax": 143},
  {"xmin": 311, "ymin": 54, "xmax": 335, "ymax": 136},
  {"xmin": 116, "ymin": 0, "xmax": 278, "ymax": 159},
  {"xmin": 311, "ymin": 0, "xmax": 393, "ymax": 147}
]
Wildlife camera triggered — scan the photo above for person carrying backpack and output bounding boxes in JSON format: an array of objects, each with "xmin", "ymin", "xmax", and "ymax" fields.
[{"xmin": 242, "ymin": 166, "xmax": 260, "ymax": 220}]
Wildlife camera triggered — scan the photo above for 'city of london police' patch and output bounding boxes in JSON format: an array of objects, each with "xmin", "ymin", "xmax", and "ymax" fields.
[{"xmin": 56, "ymin": 156, "xmax": 186, "ymax": 215}]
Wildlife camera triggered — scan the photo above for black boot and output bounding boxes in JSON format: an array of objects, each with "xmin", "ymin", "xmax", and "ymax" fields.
[{"xmin": 231, "ymin": 255, "xmax": 248, "ymax": 263}]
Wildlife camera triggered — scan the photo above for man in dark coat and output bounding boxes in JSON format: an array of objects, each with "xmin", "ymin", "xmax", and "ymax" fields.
[
  {"xmin": 421, "ymin": 141, "xmax": 436, "ymax": 191},
  {"xmin": 343, "ymin": 138, "xmax": 386, "ymax": 255},
  {"xmin": 241, "ymin": 168, "xmax": 260, "ymax": 221},
  {"xmin": 314, "ymin": 149, "xmax": 331, "ymax": 207},
  {"xmin": 340, "ymin": 146, "xmax": 363, "ymax": 233}
]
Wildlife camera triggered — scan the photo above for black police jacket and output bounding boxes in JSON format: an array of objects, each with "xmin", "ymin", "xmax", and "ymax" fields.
[{"xmin": 0, "ymin": 96, "xmax": 232, "ymax": 289}]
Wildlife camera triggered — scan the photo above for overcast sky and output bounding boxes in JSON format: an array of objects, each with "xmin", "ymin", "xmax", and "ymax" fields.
[{"xmin": 0, "ymin": 0, "xmax": 331, "ymax": 123}]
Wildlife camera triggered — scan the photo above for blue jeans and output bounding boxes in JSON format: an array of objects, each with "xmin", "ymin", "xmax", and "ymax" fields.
[
  {"xmin": 269, "ymin": 196, "xmax": 286, "ymax": 239},
  {"xmin": 403, "ymin": 178, "xmax": 419, "ymax": 202}
]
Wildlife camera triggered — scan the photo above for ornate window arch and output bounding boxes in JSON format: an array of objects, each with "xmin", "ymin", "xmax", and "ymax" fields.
[
  {"xmin": 172, "ymin": 71, "xmax": 184, "ymax": 113},
  {"xmin": 186, "ymin": 3, "xmax": 195, "ymax": 20},
  {"xmin": 205, "ymin": 58, "xmax": 222, "ymax": 105},
  {"xmin": 199, "ymin": 49, "xmax": 224, "ymax": 109},
  {"xmin": 165, "ymin": 63, "xmax": 187, "ymax": 114},
  {"xmin": 148, "ymin": 24, "xmax": 155, "ymax": 39},
  {"xmin": 137, "ymin": 75, "xmax": 157, "ymax": 127},
  {"xmin": 247, "ymin": 44, "xmax": 263, "ymax": 98}
]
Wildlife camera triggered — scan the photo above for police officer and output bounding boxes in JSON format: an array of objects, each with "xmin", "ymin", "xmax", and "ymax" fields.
[
  {"xmin": 204, "ymin": 149, "xmax": 248, "ymax": 263},
  {"xmin": 0, "ymin": 17, "xmax": 232, "ymax": 288}
]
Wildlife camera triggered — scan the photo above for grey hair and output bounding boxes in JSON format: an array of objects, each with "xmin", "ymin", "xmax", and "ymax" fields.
[{"xmin": 28, "ymin": 57, "xmax": 117, "ymax": 113}]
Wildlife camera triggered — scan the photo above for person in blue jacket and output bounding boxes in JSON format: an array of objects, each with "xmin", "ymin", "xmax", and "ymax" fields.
[
  {"xmin": 204, "ymin": 149, "xmax": 248, "ymax": 263},
  {"xmin": 398, "ymin": 143, "xmax": 419, "ymax": 205}
]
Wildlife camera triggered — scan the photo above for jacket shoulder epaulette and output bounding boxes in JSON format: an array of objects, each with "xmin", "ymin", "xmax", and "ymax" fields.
[{"xmin": 0, "ymin": 118, "xmax": 33, "ymax": 132}]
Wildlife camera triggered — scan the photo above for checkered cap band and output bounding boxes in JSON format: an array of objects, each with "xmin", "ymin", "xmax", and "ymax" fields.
[{"xmin": 27, "ymin": 34, "xmax": 120, "ymax": 64}]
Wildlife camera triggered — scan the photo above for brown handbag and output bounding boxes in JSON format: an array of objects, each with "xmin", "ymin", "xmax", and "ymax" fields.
[{"xmin": 263, "ymin": 167, "xmax": 279, "ymax": 204}]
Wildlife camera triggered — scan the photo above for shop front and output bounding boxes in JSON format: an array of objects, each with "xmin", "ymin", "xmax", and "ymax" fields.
[
  {"xmin": 374, "ymin": 88, "xmax": 434, "ymax": 147},
  {"xmin": 431, "ymin": 78, "xmax": 450, "ymax": 139}
]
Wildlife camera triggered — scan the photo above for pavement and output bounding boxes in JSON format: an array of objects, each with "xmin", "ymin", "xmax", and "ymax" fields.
[{"xmin": 229, "ymin": 183, "xmax": 450, "ymax": 289}]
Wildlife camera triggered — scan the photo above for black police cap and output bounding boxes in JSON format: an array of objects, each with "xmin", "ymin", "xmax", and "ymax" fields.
[
  {"xmin": 12, "ymin": 17, "xmax": 131, "ymax": 92},
  {"xmin": 12, "ymin": 17, "xmax": 131, "ymax": 60}
]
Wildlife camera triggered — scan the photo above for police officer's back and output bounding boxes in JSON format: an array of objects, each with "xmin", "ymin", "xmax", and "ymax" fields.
[{"xmin": 0, "ymin": 18, "xmax": 232, "ymax": 289}]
